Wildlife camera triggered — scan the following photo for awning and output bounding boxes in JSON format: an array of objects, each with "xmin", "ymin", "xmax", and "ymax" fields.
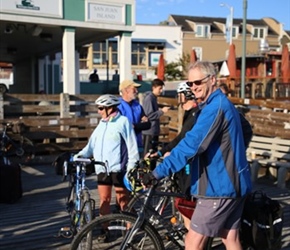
[{"xmin": 108, "ymin": 38, "xmax": 166, "ymax": 44}]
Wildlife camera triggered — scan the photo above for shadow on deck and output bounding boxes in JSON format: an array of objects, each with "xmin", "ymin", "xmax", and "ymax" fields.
[{"xmin": 0, "ymin": 164, "xmax": 290, "ymax": 250}]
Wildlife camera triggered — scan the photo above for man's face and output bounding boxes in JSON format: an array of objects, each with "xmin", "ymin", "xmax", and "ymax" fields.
[
  {"xmin": 152, "ymin": 85, "xmax": 164, "ymax": 97},
  {"xmin": 188, "ymin": 68, "xmax": 214, "ymax": 102},
  {"xmin": 123, "ymin": 85, "xmax": 138, "ymax": 101}
]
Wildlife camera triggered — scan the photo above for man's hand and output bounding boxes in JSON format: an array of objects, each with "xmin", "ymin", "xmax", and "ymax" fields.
[
  {"xmin": 163, "ymin": 151, "xmax": 171, "ymax": 157},
  {"xmin": 141, "ymin": 116, "xmax": 148, "ymax": 122},
  {"xmin": 161, "ymin": 106, "xmax": 170, "ymax": 113},
  {"xmin": 73, "ymin": 153, "xmax": 82, "ymax": 161}
]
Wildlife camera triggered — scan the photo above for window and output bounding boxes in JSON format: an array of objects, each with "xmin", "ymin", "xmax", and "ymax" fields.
[
  {"xmin": 192, "ymin": 47, "xmax": 202, "ymax": 61},
  {"xmin": 93, "ymin": 42, "xmax": 107, "ymax": 65},
  {"xmin": 253, "ymin": 27, "xmax": 266, "ymax": 39},
  {"xmin": 131, "ymin": 42, "xmax": 147, "ymax": 66},
  {"xmin": 232, "ymin": 26, "xmax": 238, "ymax": 38},
  {"xmin": 110, "ymin": 41, "xmax": 118, "ymax": 65},
  {"xmin": 196, "ymin": 24, "xmax": 210, "ymax": 38}
]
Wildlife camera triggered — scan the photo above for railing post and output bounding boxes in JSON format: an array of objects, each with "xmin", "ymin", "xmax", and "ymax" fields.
[
  {"xmin": 60, "ymin": 93, "xmax": 70, "ymax": 118},
  {"xmin": 0, "ymin": 93, "xmax": 4, "ymax": 120}
]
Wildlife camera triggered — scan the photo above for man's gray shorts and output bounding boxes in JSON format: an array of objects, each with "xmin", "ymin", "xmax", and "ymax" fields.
[{"xmin": 190, "ymin": 197, "xmax": 246, "ymax": 237}]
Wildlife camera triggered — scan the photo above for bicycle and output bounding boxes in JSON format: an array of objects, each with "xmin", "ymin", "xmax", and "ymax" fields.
[
  {"xmin": 70, "ymin": 159, "xmax": 212, "ymax": 250},
  {"xmin": 0, "ymin": 121, "xmax": 34, "ymax": 163},
  {"xmin": 57, "ymin": 156, "xmax": 108, "ymax": 250}
]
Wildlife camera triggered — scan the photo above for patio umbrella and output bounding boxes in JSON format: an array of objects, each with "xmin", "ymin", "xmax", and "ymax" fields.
[
  {"xmin": 190, "ymin": 49, "xmax": 197, "ymax": 63},
  {"xmin": 227, "ymin": 44, "xmax": 237, "ymax": 78},
  {"xmin": 219, "ymin": 61, "xmax": 230, "ymax": 76},
  {"xmin": 157, "ymin": 53, "xmax": 165, "ymax": 80},
  {"xmin": 281, "ymin": 44, "xmax": 290, "ymax": 82}
]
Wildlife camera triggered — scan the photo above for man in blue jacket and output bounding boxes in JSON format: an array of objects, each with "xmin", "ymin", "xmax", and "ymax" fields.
[{"xmin": 145, "ymin": 61, "xmax": 252, "ymax": 250}]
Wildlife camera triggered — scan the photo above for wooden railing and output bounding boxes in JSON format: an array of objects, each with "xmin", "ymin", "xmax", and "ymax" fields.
[{"xmin": 0, "ymin": 93, "xmax": 290, "ymax": 162}]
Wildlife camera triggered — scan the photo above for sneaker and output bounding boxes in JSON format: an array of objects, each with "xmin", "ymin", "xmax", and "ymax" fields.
[
  {"xmin": 56, "ymin": 227, "xmax": 73, "ymax": 238},
  {"xmin": 97, "ymin": 229, "xmax": 110, "ymax": 243}
]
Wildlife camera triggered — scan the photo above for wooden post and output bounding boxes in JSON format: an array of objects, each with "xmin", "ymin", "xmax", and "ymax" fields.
[
  {"xmin": 0, "ymin": 93, "xmax": 4, "ymax": 120},
  {"xmin": 59, "ymin": 93, "xmax": 70, "ymax": 143},
  {"xmin": 60, "ymin": 93, "xmax": 70, "ymax": 118}
]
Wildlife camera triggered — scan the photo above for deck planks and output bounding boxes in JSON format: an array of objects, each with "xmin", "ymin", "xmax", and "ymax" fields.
[{"xmin": 0, "ymin": 164, "xmax": 290, "ymax": 250}]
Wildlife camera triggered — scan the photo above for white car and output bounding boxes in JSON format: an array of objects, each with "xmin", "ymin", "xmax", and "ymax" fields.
[{"xmin": 0, "ymin": 72, "xmax": 13, "ymax": 93}]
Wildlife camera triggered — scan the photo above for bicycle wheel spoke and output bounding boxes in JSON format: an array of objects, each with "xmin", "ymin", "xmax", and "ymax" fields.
[{"xmin": 71, "ymin": 214, "xmax": 164, "ymax": 250}]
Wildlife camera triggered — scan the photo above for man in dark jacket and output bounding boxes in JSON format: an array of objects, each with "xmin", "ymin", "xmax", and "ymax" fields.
[{"xmin": 142, "ymin": 78, "xmax": 169, "ymax": 157}]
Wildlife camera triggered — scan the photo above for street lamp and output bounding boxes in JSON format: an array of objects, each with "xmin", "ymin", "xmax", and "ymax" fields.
[
  {"xmin": 241, "ymin": 0, "xmax": 248, "ymax": 99},
  {"xmin": 220, "ymin": 3, "xmax": 234, "ymax": 45}
]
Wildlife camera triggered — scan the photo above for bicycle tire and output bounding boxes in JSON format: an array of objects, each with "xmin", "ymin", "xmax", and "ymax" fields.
[
  {"xmin": 5, "ymin": 134, "xmax": 35, "ymax": 163},
  {"xmin": 77, "ymin": 190, "xmax": 93, "ymax": 250},
  {"xmin": 70, "ymin": 213, "xmax": 165, "ymax": 250}
]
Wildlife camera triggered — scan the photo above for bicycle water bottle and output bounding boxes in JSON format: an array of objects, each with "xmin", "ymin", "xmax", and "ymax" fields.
[{"xmin": 170, "ymin": 215, "xmax": 183, "ymax": 230}]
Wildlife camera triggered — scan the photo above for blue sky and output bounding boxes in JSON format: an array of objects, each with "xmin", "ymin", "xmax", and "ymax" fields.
[{"xmin": 136, "ymin": 0, "xmax": 290, "ymax": 30}]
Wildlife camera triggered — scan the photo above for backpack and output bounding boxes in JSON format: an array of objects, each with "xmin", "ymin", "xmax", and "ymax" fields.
[{"xmin": 240, "ymin": 190, "xmax": 283, "ymax": 250}]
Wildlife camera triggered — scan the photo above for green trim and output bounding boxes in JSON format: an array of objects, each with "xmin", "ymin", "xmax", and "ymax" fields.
[
  {"xmin": 125, "ymin": 4, "xmax": 132, "ymax": 25},
  {"xmin": 122, "ymin": 31, "xmax": 132, "ymax": 37},
  {"xmin": 63, "ymin": 0, "xmax": 84, "ymax": 21},
  {"xmin": 62, "ymin": 27, "xmax": 75, "ymax": 32}
]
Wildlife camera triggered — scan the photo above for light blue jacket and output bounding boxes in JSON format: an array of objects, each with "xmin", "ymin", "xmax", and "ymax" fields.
[
  {"xmin": 77, "ymin": 112, "xmax": 139, "ymax": 174},
  {"xmin": 153, "ymin": 89, "xmax": 252, "ymax": 198}
]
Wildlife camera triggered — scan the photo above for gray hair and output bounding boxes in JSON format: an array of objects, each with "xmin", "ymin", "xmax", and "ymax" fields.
[{"xmin": 187, "ymin": 61, "xmax": 217, "ymax": 77}]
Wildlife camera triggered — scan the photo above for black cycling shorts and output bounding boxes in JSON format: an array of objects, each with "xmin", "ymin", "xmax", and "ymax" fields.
[{"xmin": 97, "ymin": 172, "xmax": 126, "ymax": 188}]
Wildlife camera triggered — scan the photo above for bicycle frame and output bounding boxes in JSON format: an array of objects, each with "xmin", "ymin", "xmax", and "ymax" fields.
[
  {"xmin": 123, "ymin": 177, "xmax": 188, "ymax": 249},
  {"xmin": 64, "ymin": 157, "xmax": 108, "ymax": 235}
]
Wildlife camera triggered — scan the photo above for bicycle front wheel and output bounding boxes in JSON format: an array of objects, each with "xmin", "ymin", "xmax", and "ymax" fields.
[
  {"xmin": 71, "ymin": 213, "xmax": 165, "ymax": 250},
  {"xmin": 77, "ymin": 190, "xmax": 93, "ymax": 250}
]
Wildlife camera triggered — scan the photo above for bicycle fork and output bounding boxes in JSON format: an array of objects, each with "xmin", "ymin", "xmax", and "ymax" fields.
[{"xmin": 119, "ymin": 188, "xmax": 154, "ymax": 250}]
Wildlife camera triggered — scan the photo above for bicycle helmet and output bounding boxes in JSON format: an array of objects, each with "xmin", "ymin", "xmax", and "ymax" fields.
[
  {"xmin": 123, "ymin": 160, "xmax": 151, "ymax": 193},
  {"xmin": 177, "ymin": 82, "xmax": 195, "ymax": 100},
  {"xmin": 95, "ymin": 94, "xmax": 120, "ymax": 107}
]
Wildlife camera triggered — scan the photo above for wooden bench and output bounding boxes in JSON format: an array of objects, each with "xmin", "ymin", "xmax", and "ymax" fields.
[{"xmin": 247, "ymin": 135, "xmax": 290, "ymax": 188}]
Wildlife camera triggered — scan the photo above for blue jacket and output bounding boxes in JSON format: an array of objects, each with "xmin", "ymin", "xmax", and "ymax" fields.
[
  {"xmin": 118, "ymin": 99, "xmax": 143, "ymax": 148},
  {"xmin": 153, "ymin": 89, "xmax": 252, "ymax": 198},
  {"xmin": 77, "ymin": 112, "xmax": 139, "ymax": 174}
]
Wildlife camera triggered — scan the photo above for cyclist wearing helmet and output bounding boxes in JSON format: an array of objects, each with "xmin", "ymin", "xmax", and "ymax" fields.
[
  {"xmin": 148, "ymin": 81, "xmax": 199, "ymax": 229},
  {"xmin": 74, "ymin": 94, "xmax": 139, "ymax": 218}
]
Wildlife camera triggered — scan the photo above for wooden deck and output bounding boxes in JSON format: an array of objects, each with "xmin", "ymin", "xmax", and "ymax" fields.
[{"xmin": 0, "ymin": 164, "xmax": 290, "ymax": 250}]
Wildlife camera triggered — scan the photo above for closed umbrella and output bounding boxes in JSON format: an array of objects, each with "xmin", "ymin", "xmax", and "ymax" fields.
[
  {"xmin": 190, "ymin": 49, "xmax": 197, "ymax": 63},
  {"xmin": 281, "ymin": 44, "xmax": 290, "ymax": 82},
  {"xmin": 227, "ymin": 44, "xmax": 237, "ymax": 78},
  {"xmin": 219, "ymin": 61, "xmax": 230, "ymax": 76},
  {"xmin": 157, "ymin": 54, "xmax": 165, "ymax": 80}
]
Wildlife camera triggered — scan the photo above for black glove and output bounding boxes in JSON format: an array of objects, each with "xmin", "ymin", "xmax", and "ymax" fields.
[{"xmin": 142, "ymin": 172, "xmax": 158, "ymax": 186}]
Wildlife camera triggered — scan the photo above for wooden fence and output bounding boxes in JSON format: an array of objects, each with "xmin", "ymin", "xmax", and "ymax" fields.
[{"xmin": 0, "ymin": 93, "xmax": 290, "ymax": 162}]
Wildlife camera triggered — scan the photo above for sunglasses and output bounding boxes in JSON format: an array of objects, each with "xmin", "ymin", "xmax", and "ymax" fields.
[
  {"xmin": 98, "ymin": 106, "xmax": 105, "ymax": 111},
  {"xmin": 186, "ymin": 74, "xmax": 211, "ymax": 87}
]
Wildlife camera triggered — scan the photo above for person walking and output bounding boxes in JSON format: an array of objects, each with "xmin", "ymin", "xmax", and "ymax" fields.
[
  {"xmin": 142, "ymin": 78, "xmax": 170, "ymax": 158},
  {"xmin": 118, "ymin": 79, "xmax": 151, "ymax": 156},
  {"xmin": 73, "ymin": 94, "xmax": 139, "ymax": 219},
  {"xmin": 144, "ymin": 61, "xmax": 252, "ymax": 250}
]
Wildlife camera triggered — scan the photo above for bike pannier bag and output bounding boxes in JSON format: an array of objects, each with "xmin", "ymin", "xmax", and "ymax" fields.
[
  {"xmin": 240, "ymin": 190, "xmax": 283, "ymax": 250},
  {"xmin": 0, "ymin": 162, "xmax": 23, "ymax": 203}
]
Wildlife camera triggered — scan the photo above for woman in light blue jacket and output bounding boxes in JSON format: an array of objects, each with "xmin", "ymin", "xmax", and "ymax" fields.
[{"xmin": 74, "ymin": 94, "xmax": 139, "ymax": 219}]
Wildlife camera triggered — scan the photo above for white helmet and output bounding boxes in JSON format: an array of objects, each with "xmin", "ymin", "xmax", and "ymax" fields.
[
  {"xmin": 177, "ymin": 82, "xmax": 195, "ymax": 100},
  {"xmin": 95, "ymin": 94, "xmax": 120, "ymax": 107},
  {"xmin": 177, "ymin": 82, "xmax": 191, "ymax": 93}
]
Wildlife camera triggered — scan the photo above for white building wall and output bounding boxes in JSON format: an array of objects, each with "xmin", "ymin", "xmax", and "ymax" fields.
[{"xmin": 133, "ymin": 24, "xmax": 183, "ymax": 64}]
